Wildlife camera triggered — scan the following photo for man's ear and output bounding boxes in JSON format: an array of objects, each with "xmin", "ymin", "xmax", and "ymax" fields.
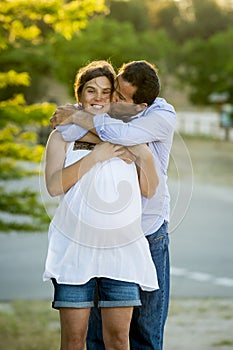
[{"xmin": 136, "ymin": 103, "xmax": 147, "ymax": 112}]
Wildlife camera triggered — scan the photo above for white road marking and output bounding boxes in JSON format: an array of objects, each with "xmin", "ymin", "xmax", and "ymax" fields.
[{"xmin": 171, "ymin": 267, "xmax": 233, "ymax": 288}]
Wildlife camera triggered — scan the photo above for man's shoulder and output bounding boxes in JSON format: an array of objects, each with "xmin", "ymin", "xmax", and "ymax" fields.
[
  {"xmin": 150, "ymin": 97, "xmax": 176, "ymax": 114},
  {"xmin": 141, "ymin": 98, "xmax": 176, "ymax": 133}
]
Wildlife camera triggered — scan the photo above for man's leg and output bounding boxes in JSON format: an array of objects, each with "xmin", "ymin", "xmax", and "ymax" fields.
[
  {"xmin": 129, "ymin": 222, "xmax": 170, "ymax": 350},
  {"xmin": 86, "ymin": 281, "xmax": 105, "ymax": 350},
  {"xmin": 86, "ymin": 306, "xmax": 105, "ymax": 350}
]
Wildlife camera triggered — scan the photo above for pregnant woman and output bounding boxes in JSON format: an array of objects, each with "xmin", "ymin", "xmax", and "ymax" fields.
[{"xmin": 43, "ymin": 60, "xmax": 159, "ymax": 350}]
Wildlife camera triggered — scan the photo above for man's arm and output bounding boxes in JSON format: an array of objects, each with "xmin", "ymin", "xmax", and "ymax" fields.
[
  {"xmin": 50, "ymin": 99, "xmax": 176, "ymax": 146},
  {"xmin": 93, "ymin": 103, "xmax": 176, "ymax": 146},
  {"xmin": 50, "ymin": 103, "xmax": 141, "ymax": 131},
  {"xmin": 51, "ymin": 107, "xmax": 97, "ymax": 134}
]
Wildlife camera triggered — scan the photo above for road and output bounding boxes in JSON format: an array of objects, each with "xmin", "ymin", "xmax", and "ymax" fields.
[
  {"xmin": 0, "ymin": 180, "xmax": 233, "ymax": 300},
  {"xmin": 169, "ymin": 180, "xmax": 233, "ymax": 298}
]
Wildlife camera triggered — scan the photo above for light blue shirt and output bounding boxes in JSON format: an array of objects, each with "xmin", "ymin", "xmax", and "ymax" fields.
[{"xmin": 57, "ymin": 97, "xmax": 176, "ymax": 235}]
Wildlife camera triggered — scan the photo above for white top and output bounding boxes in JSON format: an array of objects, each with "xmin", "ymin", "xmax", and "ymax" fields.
[
  {"xmin": 43, "ymin": 142, "xmax": 159, "ymax": 291},
  {"xmin": 57, "ymin": 97, "xmax": 176, "ymax": 235}
]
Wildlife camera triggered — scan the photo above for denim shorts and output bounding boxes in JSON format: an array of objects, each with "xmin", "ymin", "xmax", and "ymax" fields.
[{"xmin": 52, "ymin": 277, "xmax": 141, "ymax": 309}]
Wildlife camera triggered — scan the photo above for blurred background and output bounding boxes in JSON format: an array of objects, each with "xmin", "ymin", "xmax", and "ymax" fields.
[{"xmin": 0, "ymin": 0, "xmax": 233, "ymax": 349}]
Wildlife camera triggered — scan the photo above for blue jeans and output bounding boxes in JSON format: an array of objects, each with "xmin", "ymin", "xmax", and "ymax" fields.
[{"xmin": 86, "ymin": 221, "xmax": 170, "ymax": 350}]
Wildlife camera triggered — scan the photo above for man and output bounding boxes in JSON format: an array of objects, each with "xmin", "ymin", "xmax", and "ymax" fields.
[{"xmin": 51, "ymin": 60, "xmax": 176, "ymax": 350}]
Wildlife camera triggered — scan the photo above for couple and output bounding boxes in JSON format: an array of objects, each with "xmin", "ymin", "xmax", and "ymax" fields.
[{"xmin": 44, "ymin": 59, "xmax": 176, "ymax": 350}]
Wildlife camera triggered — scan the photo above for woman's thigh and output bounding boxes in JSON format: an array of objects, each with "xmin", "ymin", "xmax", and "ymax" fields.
[
  {"xmin": 60, "ymin": 308, "xmax": 90, "ymax": 349},
  {"xmin": 101, "ymin": 307, "xmax": 133, "ymax": 349},
  {"xmin": 52, "ymin": 278, "xmax": 96, "ymax": 348},
  {"xmin": 98, "ymin": 278, "xmax": 140, "ymax": 348}
]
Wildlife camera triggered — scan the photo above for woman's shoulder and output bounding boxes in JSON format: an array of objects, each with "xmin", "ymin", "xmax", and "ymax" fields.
[{"xmin": 48, "ymin": 129, "xmax": 64, "ymax": 141}]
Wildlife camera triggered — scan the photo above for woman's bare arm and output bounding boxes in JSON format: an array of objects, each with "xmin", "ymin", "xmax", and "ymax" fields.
[
  {"xmin": 45, "ymin": 131, "xmax": 130, "ymax": 196},
  {"xmin": 128, "ymin": 144, "xmax": 159, "ymax": 198},
  {"xmin": 78, "ymin": 131, "xmax": 101, "ymax": 144}
]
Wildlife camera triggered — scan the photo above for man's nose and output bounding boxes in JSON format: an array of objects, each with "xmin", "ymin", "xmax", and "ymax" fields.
[{"xmin": 112, "ymin": 91, "xmax": 118, "ymax": 102}]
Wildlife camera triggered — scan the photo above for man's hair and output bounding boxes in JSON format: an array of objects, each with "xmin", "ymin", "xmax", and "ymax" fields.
[
  {"xmin": 118, "ymin": 60, "xmax": 160, "ymax": 105},
  {"xmin": 74, "ymin": 60, "xmax": 116, "ymax": 102}
]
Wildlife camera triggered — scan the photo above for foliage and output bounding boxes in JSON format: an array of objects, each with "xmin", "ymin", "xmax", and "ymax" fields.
[
  {"xmin": 51, "ymin": 18, "xmax": 144, "ymax": 90},
  {"xmin": 0, "ymin": 102, "xmax": 53, "ymax": 232},
  {"xmin": 0, "ymin": 0, "xmax": 106, "ymax": 233},
  {"xmin": 1, "ymin": 0, "xmax": 233, "ymax": 233},
  {"xmin": 176, "ymin": 26, "xmax": 233, "ymax": 104},
  {"xmin": 0, "ymin": 101, "xmax": 55, "ymax": 128},
  {"xmin": 108, "ymin": 0, "xmax": 150, "ymax": 32},
  {"xmin": 1, "ymin": 0, "xmax": 233, "ymax": 105},
  {"xmin": 0, "ymin": 0, "xmax": 107, "ymax": 103},
  {"xmin": 0, "ymin": 187, "xmax": 50, "ymax": 232},
  {"xmin": 45, "ymin": 18, "xmax": 178, "ymax": 97},
  {"xmin": 47, "ymin": 0, "xmax": 233, "ymax": 105},
  {"xmin": 144, "ymin": 0, "xmax": 233, "ymax": 43},
  {"xmin": 0, "ymin": 0, "xmax": 106, "ymax": 43}
]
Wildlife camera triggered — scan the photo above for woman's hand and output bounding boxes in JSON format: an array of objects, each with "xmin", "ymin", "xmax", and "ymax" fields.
[{"xmin": 92, "ymin": 142, "xmax": 136, "ymax": 164}]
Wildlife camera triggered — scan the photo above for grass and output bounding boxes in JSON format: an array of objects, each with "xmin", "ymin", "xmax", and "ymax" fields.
[
  {"xmin": 0, "ymin": 301, "xmax": 60, "ymax": 350},
  {"xmin": 213, "ymin": 340, "xmax": 233, "ymax": 347},
  {"xmin": 165, "ymin": 298, "xmax": 233, "ymax": 349}
]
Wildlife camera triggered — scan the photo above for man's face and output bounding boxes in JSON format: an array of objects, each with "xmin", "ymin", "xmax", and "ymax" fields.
[{"xmin": 112, "ymin": 75, "xmax": 137, "ymax": 103}]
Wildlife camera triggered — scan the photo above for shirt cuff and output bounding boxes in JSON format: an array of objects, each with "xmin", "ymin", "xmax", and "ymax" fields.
[
  {"xmin": 56, "ymin": 124, "xmax": 88, "ymax": 142},
  {"xmin": 93, "ymin": 114, "xmax": 108, "ymax": 141}
]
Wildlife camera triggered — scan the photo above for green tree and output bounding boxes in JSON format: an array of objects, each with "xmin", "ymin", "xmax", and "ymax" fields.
[
  {"xmin": 107, "ymin": 0, "xmax": 150, "ymax": 32},
  {"xmin": 0, "ymin": 0, "xmax": 106, "ymax": 103},
  {"xmin": 51, "ymin": 17, "xmax": 143, "ymax": 93},
  {"xmin": 175, "ymin": 26, "xmax": 233, "ymax": 104},
  {"xmin": 144, "ymin": 0, "xmax": 233, "ymax": 43},
  {"xmin": 44, "ymin": 17, "xmax": 177, "ymax": 99},
  {"xmin": 0, "ymin": 0, "xmax": 106, "ymax": 233},
  {"xmin": 174, "ymin": 0, "xmax": 233, "ymax": 43}
]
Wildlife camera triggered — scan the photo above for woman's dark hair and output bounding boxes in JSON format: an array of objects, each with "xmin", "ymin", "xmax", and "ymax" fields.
[
  {"xmin": 74, "ymin": 60, "xmax": 116, "ymax": 102},
  {"xmin": 118, "ymin": 60, "xmax": 160, "ymax": 106}
]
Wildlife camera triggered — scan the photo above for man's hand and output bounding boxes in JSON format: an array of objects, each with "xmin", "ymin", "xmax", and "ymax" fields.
[
  {"xmin": 50, "ymin": 104, "xmax": 106, "ymax": 129},
  {"xmin": 50, "ymin": 104, "xmax": 77, "ymax": 129}
]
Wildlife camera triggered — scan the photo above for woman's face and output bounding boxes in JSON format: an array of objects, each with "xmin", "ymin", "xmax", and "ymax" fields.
[{"xmin": 80, "ymin": 76, "xmax": 112, "ymax": 111}]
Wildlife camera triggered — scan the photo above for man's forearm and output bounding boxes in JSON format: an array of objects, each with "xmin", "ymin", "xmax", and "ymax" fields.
[{"xmin": 72, "ymin": 110, "xmax": 97, "ymax": 135}]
